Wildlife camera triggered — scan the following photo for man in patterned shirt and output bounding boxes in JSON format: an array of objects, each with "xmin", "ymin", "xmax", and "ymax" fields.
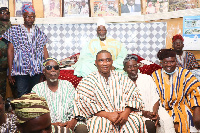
[
  {"xmin": 74, "ymin": 50, "xmax": 145, "ymax": 133},
  {"xmin": 0, "ymin": 7, "xmax": 11, "ymax": 99},
  {"xmin": 11, "ymin": 93, "xmax": 72, "ymax": 133},
  {"xmin": 3, "ymin": 4, "xmax": 49, "ymax": 98},
  {"xmin": 172, "ymin": 34, "xmax": 199, "ymax": 70},
  {"xmin": 32, "ymin": 58, "xmax": 88, "ymax": 133}
]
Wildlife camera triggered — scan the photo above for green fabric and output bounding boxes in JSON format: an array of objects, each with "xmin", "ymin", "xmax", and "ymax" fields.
[
  {"xmin": 0, "ymin": 21, "xmax": 11, "ymax": 99},
  {"xmin": 0, "ymin": 21, "xmax": 11, "ymax": 69},
  {"xmin": 73, "ymin": 37, "xmax": 127, "ymax": 77}
]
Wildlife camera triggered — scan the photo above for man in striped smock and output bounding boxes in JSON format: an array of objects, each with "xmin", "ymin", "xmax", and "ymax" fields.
[
  {"xmin": 152, "ymin": 49, "xmax": 200, "ymax": 133},
  {"xmin": 3, "ymin": 4, "xmax": 49, "ymax": 98},
  {"xmin": 74, "ymin": 50, "xmax": 145, "ymax": 133},
  {"xmin": 32, "ymin": 58, "xmax": 88, "ymax": 133}
]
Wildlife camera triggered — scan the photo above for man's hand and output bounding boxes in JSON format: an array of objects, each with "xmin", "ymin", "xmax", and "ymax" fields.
[
  {"xmin": 106, "ymin": 112, "xmax": 120, "ymax": 123},
  {"xmin": 114, "ymin": 107, "xmax": 132, "ymax": 126},
  {"xmin": 142, "ymin": 110, "xmax": 159, "ymax": 126},
  {"xmin": 8, "ymin": 74, "xmax": 15, "ymax": 85},
  {"xmin": 59, "ymin": 119, "xmax": 77, "ymax": 130},
  {"xmin": 52, "ymin": 122, "xmax": 62, "ymax": 126}
]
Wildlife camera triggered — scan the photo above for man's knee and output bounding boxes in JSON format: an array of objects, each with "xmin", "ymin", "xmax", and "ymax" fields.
[
  {"xmin": 145, "ymin": 120, "xmax": 156, "ymax": 133},
  {"xmin": 74, "ymin": 124, "xmax": 88, "ymax": 133}
]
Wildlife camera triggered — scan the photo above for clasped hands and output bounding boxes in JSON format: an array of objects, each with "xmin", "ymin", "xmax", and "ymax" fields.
[
  {"xmin": 142, "ymin": 110, "xmax": 160, "ymax": 126},
  {"xmin": 106, "ymin": 110, "xmax": 130, "ymax": 126}
]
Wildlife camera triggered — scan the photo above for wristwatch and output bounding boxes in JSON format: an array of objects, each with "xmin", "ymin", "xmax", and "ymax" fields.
[{"xmin": 75, "ymin": 116, "xmax": 86, "ymax": 122}]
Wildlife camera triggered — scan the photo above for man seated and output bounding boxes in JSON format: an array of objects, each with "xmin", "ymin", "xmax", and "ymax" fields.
[
  {"xmin": 74, "ymin": 50, "xmax": 145, "ymax": 132},
  {"xmin": 11, "ymin": 93, "xmax": 72, "ymax": 133},
  {"xmin": 32, "ymin": 58, "xmax": 87, "ymax": 133},
  {"xmin": 172, "ymin": 34, "xmax": 199, "ymax": 70},
  {"xmin": 123, "ymin": 54, "xmax": 175, "ymax": 133},
  {"xmin": 152, "ymin": 49, "xmax": 200, "ymax": 133},
  {"xmin": 73, "ymin": 18, "xmax": 127, "ymax": 77}
]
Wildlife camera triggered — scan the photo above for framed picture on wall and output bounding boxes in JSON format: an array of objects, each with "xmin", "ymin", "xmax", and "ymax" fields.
[
  {"xmin": 120, "ymin": 0, "xmax": 141, "ymax": 16},
  {"xmin": 169, "ymin": 0, "xmax": 198, "ymax": 12},
  {"xmin": 15, "ymin": 0, "xmax": 33, "ymax": 17},
  {"xmin": 90, "ymin": 0, "xmax": 119, "ymax": 17},
  {"xmin": 63, "ymin": 0, "xmax": 89, "ymax": 17},
  {"xmin": 43, "ymin": 0, "xmax": 62, "ymax": 17},
  {"xmin": 146, "ymin": 0, "xmax": 168, "ymax": 14},
  {"xmin": 0, "ymin": 0, "xmax": 9, "ymax": 8}
]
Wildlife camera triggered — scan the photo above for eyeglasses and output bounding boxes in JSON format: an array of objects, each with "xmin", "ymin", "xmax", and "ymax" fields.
[
  {"xmin": 0, "ymin": 11, "xmax": 10, "ymax": 15},
  {"xmin": 45, "ymin": 65, "xmax": 59, "ymax": 70}
]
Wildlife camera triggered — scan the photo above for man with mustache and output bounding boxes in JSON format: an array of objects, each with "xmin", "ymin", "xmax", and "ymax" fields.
[
  {"xmin": 3, "ymin": 4, "xmax": 49, "ymax": 98},
  {"xmin": 172, "ymin": 34, "xmax": 199, "ymax": 70},
  {"xmin": 74, "ymin": 50, "xmax": 145, "ymax": 133},
  {"xmin": 32, "ymin": 58, "xmax": 88, "ymax": 133},
  {"xmin": 152, "ymin": 49, "xmax": 200, "ymax": 133},
  {"xmin": 73, "ymin": 18, "xmax": 127, "ymax": 77}
]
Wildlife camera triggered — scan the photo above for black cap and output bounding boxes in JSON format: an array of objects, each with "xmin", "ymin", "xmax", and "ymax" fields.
[{"xmin": 0, "ymin": 7, "xmax": 9, "ymax": 12}]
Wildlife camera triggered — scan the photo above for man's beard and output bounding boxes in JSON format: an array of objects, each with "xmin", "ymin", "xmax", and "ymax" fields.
[
  {"xmin": 129, "ymin": 74, "xmax": 138, "ymax": 80},
  {"xmin": 49, "ymin": 79, "xmax": 58, "ymax": 82},
  {"xmin": 99, "ymin": 35, "xmax": 106, "ymax": 40}
]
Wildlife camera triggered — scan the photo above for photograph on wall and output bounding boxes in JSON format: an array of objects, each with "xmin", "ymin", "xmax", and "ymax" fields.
[
  {"xmin": 146, "ymin": 0, "xmax": 168, "ymax": 14},
  {"xmin": 121, "ymin": 0, "xmax": 141, "ymax": 16},
  {"xmin": 0, "ymin": 0, "xmax": 8, "ymax": 7},
  {"xmin": 15, "ymin": 0, "xmax": 32, "ymax": 17},
  {"xmin": 63, "ymin": 0, "xmax": 89, "ymax": 17},
  {"xmin": 169, "ymin": 0, "xmax": 198, "ymax": 12},
  {"xmin": 43, "ymin": 0, "xmax": 61, "ymax": 17},
  {"xmin": 91, "ymin": 0, "xmax": 119, "ymax": 17},
  {"xmin": 183, "ymin": 16, "xmax": 200, "ymax": 50}
]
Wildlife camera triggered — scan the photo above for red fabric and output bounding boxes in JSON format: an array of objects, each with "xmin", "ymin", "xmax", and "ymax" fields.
[
  {"xmin": 132, "ymin": 54, "xmax": 162, "ymax": 75},
  {"xmin": 58, "ymin": 70, "xmax": 82, "ymax": 88},
  {"xmin": 58, "ymin": 53, "xmax": 162, "ymax": 88}
]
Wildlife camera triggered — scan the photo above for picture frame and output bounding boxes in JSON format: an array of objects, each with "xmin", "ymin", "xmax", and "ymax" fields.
[
  {"xmin": 146, "ymin": 0, "xmax": 168, "ymax": 14},
  {"xmin": 0, "ymin": 0, "xmax": 9, "ymax": 8},
  {"xmin": 43, "ymin": 0, "xmax": 62, "ymax": 17},
  {"xmin": 15, "ymin": 0, "xmax": 33, "ymax": 17},
  {"xmin": 90, "ymin": 0, "xmax": 119, "ymax": 17},
  {"xmin": 63, "ymin": 0, "xmax": 89, "ymax": 17},
  {"xmin": 120, "ymin": 0, "xmax": 142, "ymax": 16}
]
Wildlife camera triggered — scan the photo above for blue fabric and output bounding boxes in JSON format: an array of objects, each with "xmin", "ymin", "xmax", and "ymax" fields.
[
  {"xmin": 22, "ymin": 4, "xmax": 35, "ymax": 13},
  {"xmin": 15, "ymin": 74, "xmax": 41, "ymax": 98}
]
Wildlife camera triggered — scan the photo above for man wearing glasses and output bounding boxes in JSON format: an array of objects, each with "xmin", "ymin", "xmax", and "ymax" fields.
[
  {"xmin": 32, "ymin": 58, "xmax": 88, "ymax": 133},
  {"xmin": 0, "ymin": 7, "xmax": 11, "ymax": 99},
  {"xmin": 3, "ymin": 4, "xmax": 49, "ymax": 98}
]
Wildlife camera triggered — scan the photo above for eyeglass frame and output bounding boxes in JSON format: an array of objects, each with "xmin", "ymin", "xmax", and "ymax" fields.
[
  {"xmin": 44, "ymin": 65, "xmax": 60, "ymax": 70},
  {"xmin": 0, "ymin": 11, "xmax": 10, "ymax": 15}
]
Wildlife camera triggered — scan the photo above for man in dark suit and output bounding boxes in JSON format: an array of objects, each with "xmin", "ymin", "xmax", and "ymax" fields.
[{"xmin": 121, "ymin": 0, "xmax": 141, "ymax": 13}]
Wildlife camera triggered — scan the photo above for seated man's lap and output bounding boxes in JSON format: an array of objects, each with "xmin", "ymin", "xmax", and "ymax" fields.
[{"xmin": 87, "ymin": 113, "xmax": 145, "ymax": 133}]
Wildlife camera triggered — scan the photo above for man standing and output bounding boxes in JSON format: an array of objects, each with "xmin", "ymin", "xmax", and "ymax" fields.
[
  {"xmin": 3, "ymin": 4, "xmax": 49, "ymax": 98},
  {"xmin": 74, "ymin": 50, "xmax": 145, "ymax": 133},
  {"xmin": 73, "ymin": 18, "xmax": 127, "ymax": 77},
  {"xmin": 152, "ymin": 49, "xmax": 200, "ymax": 133},
  {"xmin": 0, "ymin": 7, "xmax": 11, "ymax": 99},
  {"xmin": 32, "ymin": 58, "xmax": 88, "ymax": 133},
  {"xmin": 123, "ymin": 54, "xmax": 175, "ymax": 133},
  {"xmin": 172, "ymin": 34, "xmax": 199, "ymax": 70}
]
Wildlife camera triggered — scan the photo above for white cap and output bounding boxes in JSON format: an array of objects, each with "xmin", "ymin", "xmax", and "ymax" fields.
[{"xmin": 97, "ymin": 18, "xmax": 106, "ymax": 27}]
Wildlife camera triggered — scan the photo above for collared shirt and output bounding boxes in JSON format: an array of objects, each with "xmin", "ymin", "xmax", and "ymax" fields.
[
  {"xmin": 32, "ymin": 80, "xmax": 75, "ymax": 123},
  {"xmin": 3, "ymin": 24, "xmax": 48, "ymax": 76}
]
